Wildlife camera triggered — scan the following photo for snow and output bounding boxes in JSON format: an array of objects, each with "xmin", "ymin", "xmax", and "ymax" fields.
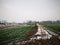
[{"xmin": 30, "ymin": 23, "xmax": 52, "ymax": 40}]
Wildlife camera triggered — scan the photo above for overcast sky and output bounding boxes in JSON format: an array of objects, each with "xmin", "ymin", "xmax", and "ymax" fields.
[{"xmin": 0, "ymin": 0, "xmax": 60, "ymax": 23}]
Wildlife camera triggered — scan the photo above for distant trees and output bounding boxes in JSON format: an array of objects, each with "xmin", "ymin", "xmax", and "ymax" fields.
[
  {"xmin": 40, "ymin": 20, "xmax": 60, "ymax": 25},
  {"xmin": 0, "ymin": 20, "xmax": 6, "ymax": 25}
]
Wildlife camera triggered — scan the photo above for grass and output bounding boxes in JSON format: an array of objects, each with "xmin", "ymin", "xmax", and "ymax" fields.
[
  {"xmin": 46, "ymin": 25, "xmax": 60, "ymax": 32},
  {"xmin": 41, "ymin": 23, "xmax": 60, "ymax": 32},
  {"xmin": 0, "ymin": 26, "xmax": 34, "ymax": 43}
]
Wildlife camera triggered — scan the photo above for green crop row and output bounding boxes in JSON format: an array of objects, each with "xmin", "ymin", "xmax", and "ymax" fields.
[
  {"xmin": 42, "ymin": 23, "xmax": 60, "ymax": 32},
  {"xmin": 0, "ymin": 26, "xmax": 34, "ymax": 43}
]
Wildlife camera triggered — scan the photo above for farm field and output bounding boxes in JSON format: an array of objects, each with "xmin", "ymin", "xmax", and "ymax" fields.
[
  {"xmin": 45, "ymin": 25, "xmax": 60, "ymax": 32},
  {"xmin": 41, "ymin": 23, "xmax": 60, "ymax": 32},
  {"xmin": 0, "ymin": 26, "xmax": 34, "ymax": 44},
  {"xmin": 0, "ymin": 24, "xmax": 60, "ymax": 45},
  {"xmin": 7, "ymin": 23, "xmax": 60, "ymax": 45}
]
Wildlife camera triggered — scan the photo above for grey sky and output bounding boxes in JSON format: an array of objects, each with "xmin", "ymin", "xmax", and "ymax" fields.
[{"xmin": 0, "ymin": 0, "xmax": 60, "ymax": 23}]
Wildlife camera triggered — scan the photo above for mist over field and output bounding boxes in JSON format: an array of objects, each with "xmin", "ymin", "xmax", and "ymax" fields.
[{"xmin": 0, "ymin": 0, "xmax": 60, "ymax": 23}]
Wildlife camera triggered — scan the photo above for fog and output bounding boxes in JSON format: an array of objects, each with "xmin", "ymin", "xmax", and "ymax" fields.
[{"xmin": 0, "ymin": 0, "xmax": 60, "ymax": 23}]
